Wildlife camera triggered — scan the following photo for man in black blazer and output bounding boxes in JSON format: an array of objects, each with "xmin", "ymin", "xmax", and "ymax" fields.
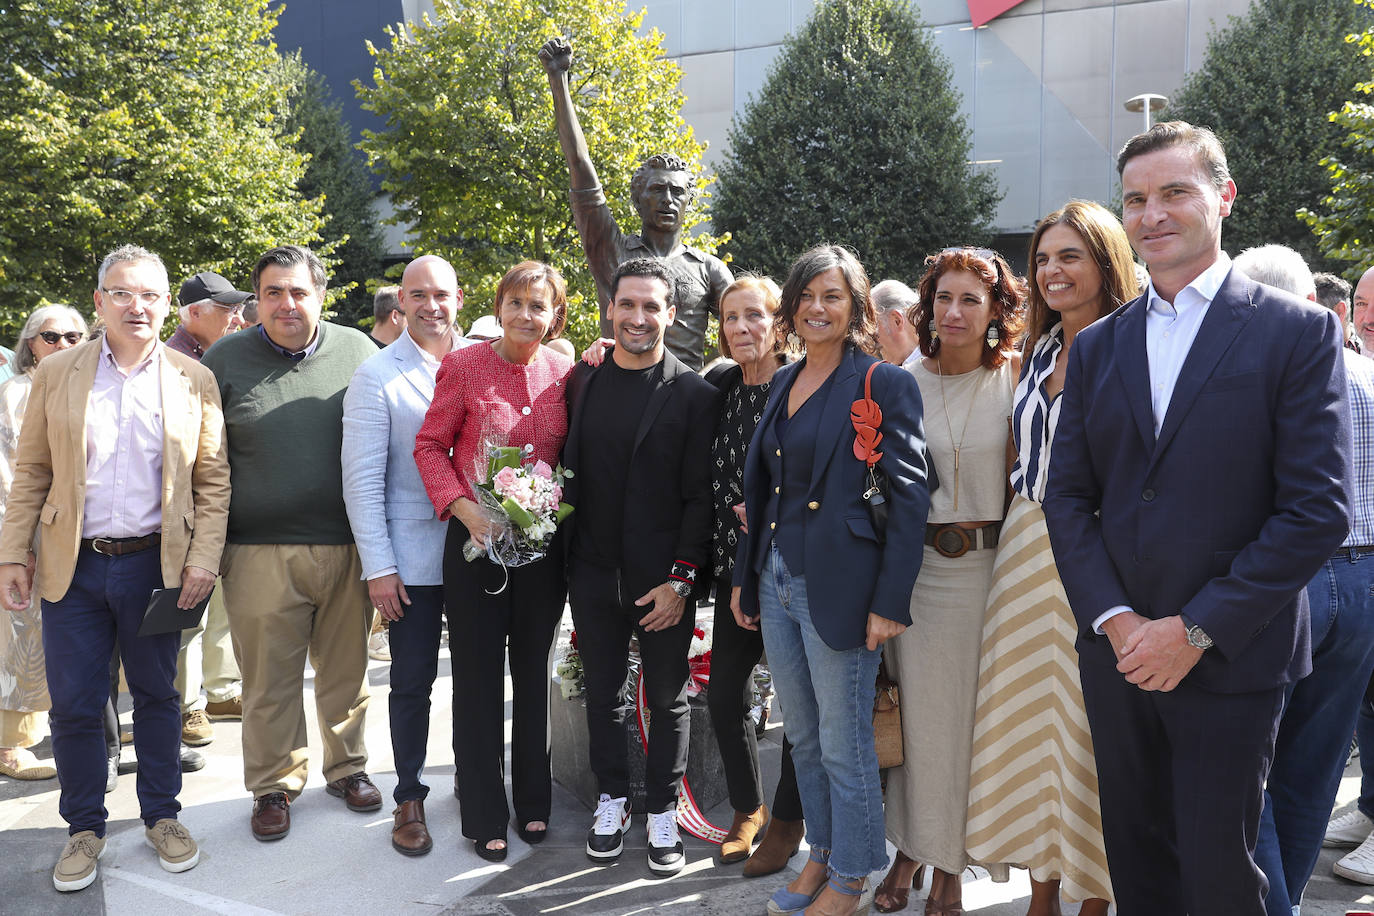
[
  {"xmin": 1044, "ymin": 122, "xmax": 1352, "ymax": 914},
  {"xmin": 562, "ymin": 257, "xmax": 718, "ymax": 877}
]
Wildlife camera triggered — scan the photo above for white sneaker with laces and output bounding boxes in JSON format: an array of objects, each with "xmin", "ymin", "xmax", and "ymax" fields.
[
  {"xmin": 1335, "ymin": 830, "xmax": 1374, "ymax": 884},
  {"xmin": 647, "ymin": 810, "xmax": 685, "ymax": 875},
  {"xmin": 1325, "ymin": 808, "xmax": 1373, "ymax": 848},
  {"xmin": 368, "ymin": 628, "xmax": 391, "ymax": 662},
  {"xmin": 586, "ymin": 794, "xmax": 630, "ymax": 861}
]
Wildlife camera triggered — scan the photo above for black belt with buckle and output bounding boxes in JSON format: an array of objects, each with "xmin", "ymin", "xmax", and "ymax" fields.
[
  {"xmin": 1334, "ymin": 544, "xmax": 1373, "ymax": 561},
  {"xmin": 924, "ymin": 522, "xmax": 1000, "ymax": 559},
  {"xmin": 82, "ymin": 534, "xmax": 161, "ymax": 557}
]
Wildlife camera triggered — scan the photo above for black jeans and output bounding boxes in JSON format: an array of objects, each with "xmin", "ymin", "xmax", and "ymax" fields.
[
  {"xmin": 569, "ymin": 560, "xmax": 693, "ymax": 814},
  {"xmin": 707, "ymin": 575, "xmax": 802, "ymax": 820},
  {"xmin": 445, "ymin": 522, "xmax": 566, "ymax": 841},
  {"xmin": 383, "ymin": 584, "xmax": 447, "ymax": 805}
]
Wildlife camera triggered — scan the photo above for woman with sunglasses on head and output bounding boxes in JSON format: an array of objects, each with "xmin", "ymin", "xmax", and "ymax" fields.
[
  {"xmin": 0, "ymin": 305, "xmax": 88, "ymax": 780},
  {"xmin": 876, "ymin": 248, "xmax": 1023, "ymax": 915},
  {"xmin": 732, "ymin": 245, "xmax": 932, "ymax": 916},
  {"xmin": 962, "ymin": 202, "xmax": 1137, "ymax": 916}
]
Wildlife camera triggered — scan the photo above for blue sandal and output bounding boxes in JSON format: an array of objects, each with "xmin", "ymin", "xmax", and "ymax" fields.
[
  {"xmin": 813, "ymin": 874, "xmax": 873, "ymax": 916},
  {"xmin": 765, "ymin": 848, "xmax": 828, "ymax": 915}
]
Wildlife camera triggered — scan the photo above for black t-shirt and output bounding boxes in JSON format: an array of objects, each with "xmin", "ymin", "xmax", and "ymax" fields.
[{"xmin": 571, "ymin": 358, "xmax": 663, "ymax": 568}]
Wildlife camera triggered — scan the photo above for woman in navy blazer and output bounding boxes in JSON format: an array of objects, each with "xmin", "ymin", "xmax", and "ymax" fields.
[{"xmin": 731, "ymin": 245, "xmax": 932, "ymax": 916}]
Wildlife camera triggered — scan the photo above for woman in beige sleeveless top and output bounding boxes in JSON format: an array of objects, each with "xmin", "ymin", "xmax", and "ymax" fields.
[{"xmin": 877, "ymin": 248, "xmax": 1022, "ymax": 915}]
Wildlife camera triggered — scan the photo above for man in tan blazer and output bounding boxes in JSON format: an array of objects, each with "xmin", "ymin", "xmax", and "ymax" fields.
[{"xmin": 0, "ymin": 244, "xmax": 230, "ymax": 894}]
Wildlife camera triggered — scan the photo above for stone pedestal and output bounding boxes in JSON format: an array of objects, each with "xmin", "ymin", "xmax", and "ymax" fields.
[{"xmin": 549, "ymin": 677, "xmax": 728, "ymax": 814}]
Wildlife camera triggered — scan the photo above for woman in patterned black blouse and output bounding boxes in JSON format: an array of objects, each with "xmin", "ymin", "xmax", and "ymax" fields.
[{"xmin": 704, "ymin": 276, "xmax": 805, "ymax": 874}]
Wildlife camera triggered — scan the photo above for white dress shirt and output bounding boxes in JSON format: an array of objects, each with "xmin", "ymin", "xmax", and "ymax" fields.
[
  {"xmin": 1093, "ymin": 253, "xmax": 1233, "ymax": 634},
  {"xmin": 83, "ymin": 340, "xmax": 165, "ymax": 538}
]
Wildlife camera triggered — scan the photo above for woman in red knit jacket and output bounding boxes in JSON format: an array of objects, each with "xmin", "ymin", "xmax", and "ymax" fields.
[{"xmin": 414, "ymin": 261, "xmax": 574, "ymax": 861}]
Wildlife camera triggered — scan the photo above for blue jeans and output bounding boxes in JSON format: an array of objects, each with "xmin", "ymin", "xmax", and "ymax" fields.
[
  {"xmin": 43, "ymin": 547, "xmax": 182, "ymax": 835},
  {"xmin": 1257, "ymin": 548, "xmax": 1374, "ymax": 914},
  {"xmin": 384, "ymin": 584, "xmax": 448, "ymax": 805},
  {"xmin": 758, "ymin": 544, "xmax": 886, "ymax": 880}
]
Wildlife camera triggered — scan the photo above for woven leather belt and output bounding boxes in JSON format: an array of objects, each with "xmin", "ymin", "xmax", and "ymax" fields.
[
  {"xmin": 1334, "ymin": 544, "xmax": 1373, "ymax": 561},
  {"xmin": 82, "ymin": 533, "xmax": 161, "ymax": 557},
  {"xmin": 925, "ymin": 522, "xmax": 1000, "ymax": 559}
]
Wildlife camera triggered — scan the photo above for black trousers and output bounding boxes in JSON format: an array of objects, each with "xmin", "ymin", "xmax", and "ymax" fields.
[
  {"xmin": 569, "ymin": 560, "xmax": 693, "ymax": 814},
  {"xmin": 445, "ymin": 522, "xmax": 567, "ymax": 842},
  {"xmin": 707, "ymin": 575, "xmax": 802, "ymax": 819},
  {"xmin": 384, "ymin": 584, "xmax": 448, "ymax": 805},
  {"xmin": 1079, "ymin": 656, "xmax": 1284, "ymax": 916}
]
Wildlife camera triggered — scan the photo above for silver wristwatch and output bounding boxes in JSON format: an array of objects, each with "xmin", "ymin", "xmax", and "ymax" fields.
[
  {"xmin": 1181, "ymin": 615, "xmax": 1213, "ymax": 650},
  {"xmin": 668, "ymin": 579, "xmax": 693, "ymax": 598}
]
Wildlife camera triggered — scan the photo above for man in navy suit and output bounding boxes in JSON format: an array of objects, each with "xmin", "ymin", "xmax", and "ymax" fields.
[{"xmin": 1043, "ymin": 121, "xmax": 1352, "ymax": 914}]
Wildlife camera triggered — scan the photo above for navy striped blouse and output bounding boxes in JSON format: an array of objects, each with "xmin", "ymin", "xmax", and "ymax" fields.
[{"xmin": 1008, "ymin": 324, "xmax": 1064, "ymax": 503}]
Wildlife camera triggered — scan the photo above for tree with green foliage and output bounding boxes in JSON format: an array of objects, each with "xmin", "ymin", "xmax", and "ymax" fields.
[
  {"xmin": 712, "ymin": 0, "xmax": 999, "ymax": 283},
  {"xmin": 1301, "ymin": 0, "xmax": 1374, "ymax": 269},
  {"xmin": 1167, "ymin": 0, "xmax": 1372, "ymax": 273},
  {"xmin": 356, "ymin": 0, "xmax": 724, "ymax": 348},
  {"xmin": 0, "ymin": 0, "xmax": 328, "ymax": 337},
  {"xmin": 280, "ymin": 57, "xmax": 387, "ymax": 329}
]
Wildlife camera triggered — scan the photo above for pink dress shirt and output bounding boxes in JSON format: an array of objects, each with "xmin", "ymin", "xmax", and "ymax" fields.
[{"xmin": 82, "ymin": 340, "xmax": 165, "ymax": 538}]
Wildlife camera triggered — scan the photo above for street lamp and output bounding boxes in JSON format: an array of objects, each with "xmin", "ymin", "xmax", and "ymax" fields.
[{"xmin": 1124, "ymin": 93, "xmax": 1168, "ymax": 133}]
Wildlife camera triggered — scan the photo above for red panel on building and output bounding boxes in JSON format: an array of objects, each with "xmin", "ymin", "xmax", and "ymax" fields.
[{"xmin": 966, "ymin": 0, "xmax": 1028, "ymax": 27}]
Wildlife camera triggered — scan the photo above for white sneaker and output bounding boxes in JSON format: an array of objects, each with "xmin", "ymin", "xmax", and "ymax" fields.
[
  {"xmin": 1335, "ymin": 830, "xmax": 1374, "ymax": 883},
  {"xmin": 1325, "ymin": 808, "xmax": 1373, "ymax": 848},
  {"xmin": 368, "ymin": 628, "xmax": 391, "ymax": 662},
  {"xmin": 647, "ymin": 810, "xmax": 685, "ymax": 875},
  {"xmin": 585, "ymin": 794, "xmax": 630, "ymax": 861}
]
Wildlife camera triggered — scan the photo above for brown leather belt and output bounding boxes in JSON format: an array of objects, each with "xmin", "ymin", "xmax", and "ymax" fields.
[
  {"xmin": 925, "ymin": 522, "xmax": 1000, "ymax": 559},
  {"xmin": 82, "ymin": 534, "xmax": 161, "ymax": 557}
]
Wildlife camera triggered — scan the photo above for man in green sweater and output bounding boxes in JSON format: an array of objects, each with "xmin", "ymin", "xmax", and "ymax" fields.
[{"xmin": 201, "ymin": 245, "xmax": 382, "ymax": 842}]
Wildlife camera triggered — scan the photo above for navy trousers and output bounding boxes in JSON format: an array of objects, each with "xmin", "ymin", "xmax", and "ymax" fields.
[{"xmin": 42, "ymin": 547, "xmax": 182, "ymax": 835}]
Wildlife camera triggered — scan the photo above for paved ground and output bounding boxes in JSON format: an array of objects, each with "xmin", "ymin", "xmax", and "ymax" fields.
[{"xmin": 3, "ymin": 611, "xmax": 1374, "ymax": 915}]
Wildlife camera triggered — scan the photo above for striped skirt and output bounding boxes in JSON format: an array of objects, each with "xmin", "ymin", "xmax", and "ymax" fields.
[{"xmin": 964, "ymin": 495, "xmax": 1113, "ymax": 903}]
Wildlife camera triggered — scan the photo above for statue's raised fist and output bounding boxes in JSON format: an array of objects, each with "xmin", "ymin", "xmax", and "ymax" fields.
[{"xmin": 538, "ymin": 37, "xmax": 572, "ymax": 75}]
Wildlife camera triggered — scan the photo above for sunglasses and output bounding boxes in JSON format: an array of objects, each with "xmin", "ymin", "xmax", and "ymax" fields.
[{"xmin": 37, "ymin": 331, "xmax": 83, "ymax": 345}]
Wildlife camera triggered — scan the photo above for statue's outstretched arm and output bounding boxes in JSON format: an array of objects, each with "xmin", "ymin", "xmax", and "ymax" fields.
[{"xmin": 539, "ymin": 37, "xmax": 600, "ymax": 192}]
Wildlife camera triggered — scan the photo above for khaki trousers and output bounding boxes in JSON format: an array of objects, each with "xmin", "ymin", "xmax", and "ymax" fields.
[
  {"xmin": 0, "ymin": 708, "xmax": 43, "ymax": 748},
  {"xmin": 221, "ymin": 543, "xmax": 370, "ymax": 798},
  {"xmin": 175, "ymin": 581, "xmax": 241, "ymax": 711}
]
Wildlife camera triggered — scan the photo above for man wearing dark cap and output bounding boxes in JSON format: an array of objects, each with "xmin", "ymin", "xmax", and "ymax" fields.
[
  {"xmin": 165, "ymin": 271, "xmax": 250, "ymax": 749},
  {"xmin": 168, "ymin": 272, "xmax": 250, "ymax": 360}
]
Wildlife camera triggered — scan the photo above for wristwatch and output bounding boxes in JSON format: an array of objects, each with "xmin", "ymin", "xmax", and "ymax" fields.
[
  {"xmin": 1181, "ymin": 615, "xmax": 1214, "ymax": 650},
  {"xmin": 668, "ymin": 579, "xmax": 693, "ymax": 598}
]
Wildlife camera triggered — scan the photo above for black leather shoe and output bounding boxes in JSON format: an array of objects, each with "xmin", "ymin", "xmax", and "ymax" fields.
[{"xmin": 179, "ymin": 744, "xmax": 205, "ymax": 773}]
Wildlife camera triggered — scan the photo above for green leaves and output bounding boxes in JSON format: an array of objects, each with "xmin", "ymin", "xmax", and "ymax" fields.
[
  {"xmin": 355, "ymin": 0, "xmax": 725, "ymax": 348},
  {"xmin": 0, "ymin": 0, "xmax": 327, "ymax": 336},
  {"xmin": 712, "ymin": 0, "xmax": 999, "ymax": 285},
  {"xmin": 1169, "ymin": 0, "xmax": 1374, "ymax": 274}
]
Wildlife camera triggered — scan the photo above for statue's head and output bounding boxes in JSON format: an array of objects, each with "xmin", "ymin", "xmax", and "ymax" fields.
[{"xmin": 630, "ymin": 154, "xmax": 696, "ymax": 235}]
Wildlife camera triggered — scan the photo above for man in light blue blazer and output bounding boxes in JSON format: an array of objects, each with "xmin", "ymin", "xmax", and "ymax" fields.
[{"xmin": 341, "ymin": 254, "xmax": 471, "ymax": 857}]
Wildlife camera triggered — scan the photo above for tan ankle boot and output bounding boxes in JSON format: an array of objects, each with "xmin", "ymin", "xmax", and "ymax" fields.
[
  {"xmin": 743, "ymin": 816, "xmax": 805, "ymax": 877},
  {"xmin": 721, "ymin": 804, "xmax": 769, "ymax": 864}
]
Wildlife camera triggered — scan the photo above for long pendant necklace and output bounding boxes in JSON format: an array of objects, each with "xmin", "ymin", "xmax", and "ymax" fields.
[{"xmin": 937, "ymin": 357, "xmax": 980, "ymax": 512}]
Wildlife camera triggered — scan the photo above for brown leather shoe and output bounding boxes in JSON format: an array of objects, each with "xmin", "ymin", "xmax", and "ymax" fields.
[
  {"xmin": 391, "ymin": 799, "xmax": 432, "ymax": 856},
  {"xmin": 742, "ymin": 816, "xmax": 804, "ymax": 877},
  {"xmin": 251, "ymin": 792, "xmax": 290, "ymax": 841},
  {"xmin": 720, "ymin": 804, "xmax": 769, "ymax": 864},
  {"xmin": 326, "ymin": 772, "xmax": 383, "ymax": 812}
]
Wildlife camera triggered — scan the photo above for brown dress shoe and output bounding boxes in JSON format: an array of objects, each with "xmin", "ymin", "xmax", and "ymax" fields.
[
  {"xmin": 251, "ymin": 792, "xmax": 290, "ymax": 841},
  {"xmin": 391, "ymin": 799, "xmax": 433, "ymax": 856},
  {"xmin": 326, "ymin": 772, "xmax": 383, "ymax": 812},
  {"xmin": 720, "ymin": 804, "xmax": 769, "ymax": 864},
  {"xmin": 742, "ymin": 816, "xmax": 804, "ymax": 877}
]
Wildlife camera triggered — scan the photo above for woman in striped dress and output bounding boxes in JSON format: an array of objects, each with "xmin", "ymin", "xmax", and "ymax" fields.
[{"xmin": 963, "ymin": 201, "xmax": 1139, "ymax": 915}]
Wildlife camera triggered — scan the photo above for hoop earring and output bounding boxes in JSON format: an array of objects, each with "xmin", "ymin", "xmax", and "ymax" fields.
[
  {"xmin": 985, "ymin": 323, "xmax": 1000, "ymax": 349},
  {"xmin": 928, "ymin": 318, "xmax": 938, "ymax": 341}
]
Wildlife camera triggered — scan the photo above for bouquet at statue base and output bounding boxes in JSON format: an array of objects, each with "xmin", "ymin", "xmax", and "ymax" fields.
[
  {"xmin": 686, "ymin": 626, "xmax": 712, "ymax": 698},
  {"xmin": 462, "ymin": 443, "xmax": 574, "ymax": 590}
]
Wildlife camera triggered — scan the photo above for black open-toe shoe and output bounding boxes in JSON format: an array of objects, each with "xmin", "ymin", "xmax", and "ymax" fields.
[
  {"xmin": 474, "ymin": 839, "xmax": 508, "ymax": 862},
  {"xmin": 517, "ymin": 822, "xmax": 548, "ymax": 845}
]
